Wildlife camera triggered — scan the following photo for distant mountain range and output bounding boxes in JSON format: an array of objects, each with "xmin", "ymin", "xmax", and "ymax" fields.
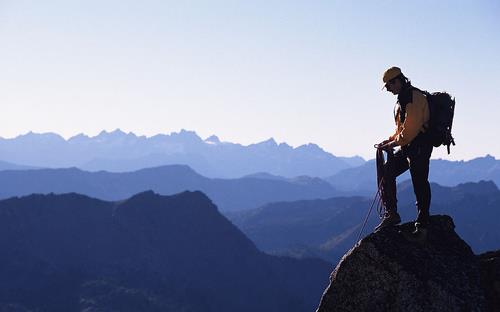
[
  {"xmin": 2, "ymin": 130, "xmax": 498, "ymax": 186},
  {"xmin": 0, "ymin": 165, "xmax": 338, "ymax": 211},
  {"xmin": 228, "ymin": 180, "xmax": 500, "ymax": 264},
  {"xmin": 326, "ymin": 155, "xmax": 500, "ymax": 194},
  {"xmin": 0, "ymin": 160, "xmax": 36, "ymax": 171},
  {"xmin": 0, "ymin": 129, "xmax": 363, "ymax": 178},
  {"xmin": 0, "ymin": 191, "xmax": 331, "ymax": 311}
]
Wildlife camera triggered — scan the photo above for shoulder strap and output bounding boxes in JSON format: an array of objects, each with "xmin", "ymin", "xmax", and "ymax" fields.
[
  {"xmin": 393, "ymin": 102, "xmax": 398, "ymax": 122},
  {"xmin": 397, "ymin": 87, "xmax": 411, "ymax": 123}
]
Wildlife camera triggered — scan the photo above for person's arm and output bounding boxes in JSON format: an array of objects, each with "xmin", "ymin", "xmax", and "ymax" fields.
[{"xmin": 378, "ymin": 117, "xmax": 399, "ymax": 149}]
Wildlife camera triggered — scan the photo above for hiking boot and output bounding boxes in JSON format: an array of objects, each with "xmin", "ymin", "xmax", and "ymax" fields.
[{"xmin": 374, "ymin": 212, "xmax": 401, "ymax": 232}]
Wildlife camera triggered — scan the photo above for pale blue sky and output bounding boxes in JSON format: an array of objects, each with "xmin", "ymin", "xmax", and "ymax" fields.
[{"xmin": 1, "ymin": 1, "xmax": 499, "ymax": 160}]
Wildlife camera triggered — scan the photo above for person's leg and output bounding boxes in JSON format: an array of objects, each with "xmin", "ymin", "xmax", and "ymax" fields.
[
  {"xmin": 375, "ymin": 149, "xmax": 409, "ymax": 230},
  {"xmin": 408, "ymin": 143, "xmax": 433, "ymax": 228},
  {"xmin": 382, "ymin": 149, "xmax": 409, "ymax": 213}
]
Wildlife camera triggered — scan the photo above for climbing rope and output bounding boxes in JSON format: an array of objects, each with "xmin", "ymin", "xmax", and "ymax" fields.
[
  {"xmin": 355, "ymin": 145, "xmax": 391, "ymax": 243},
  {"xmin": 355, "ymin": 178, "xmax": 384, "ymax": 243}
]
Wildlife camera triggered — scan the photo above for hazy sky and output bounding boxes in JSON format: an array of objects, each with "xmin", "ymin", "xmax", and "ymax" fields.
[{"xmin": 1, "ymin": 0, "xmax": 499, "ymax": 160}]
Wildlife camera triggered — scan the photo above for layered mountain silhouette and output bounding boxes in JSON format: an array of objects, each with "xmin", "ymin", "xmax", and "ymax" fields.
[
  {"xmin": 0, "ymin": 191, "xmax": 331, "ymax": 312},
  {"xmin": 0, "ymin": 130, "xmax": 362, "ymax": 177},
  {"xmin": 0, "ymin": 165, "xmax": 337, "ymax": 211},
  {"xmin": 229, "ymin": 181, "xmax": 500, "ymax": 264},
  {"xmin": 316, "ymin": 216, "xmax": 496, "ymax": 311},
  {"xmin": 0, "ymin": 160, "xmax": 36, "ymax": 171},
  {"xmin": 2, "ymin": 131, "xmax": 498, "ymax": 185},
  {"xmin": 326, "ymin": 154, "xmax": 500, "ymax": 194},
  {"xmin": 226, "ymin": 196, "xmax": 368, "ymax": 262}
]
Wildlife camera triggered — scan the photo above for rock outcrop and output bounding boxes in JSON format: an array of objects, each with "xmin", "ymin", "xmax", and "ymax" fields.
[
  {"xmin": 478, "ymin": 250, "xmax": 500, "ymax": 311},
  {"xmin": 316, "ymin": 215, "xmax": 488, "ymax": 312}
]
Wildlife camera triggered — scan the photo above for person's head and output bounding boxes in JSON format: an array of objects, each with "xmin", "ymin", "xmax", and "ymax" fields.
[{"xmin": 382, "ymin": 66, "xmax": 410, "ymax": 95}]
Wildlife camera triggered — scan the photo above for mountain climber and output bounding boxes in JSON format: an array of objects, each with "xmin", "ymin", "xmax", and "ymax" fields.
[{"xmin": 375, "ymin": 67, "xmax": 433, "ymax": 238}]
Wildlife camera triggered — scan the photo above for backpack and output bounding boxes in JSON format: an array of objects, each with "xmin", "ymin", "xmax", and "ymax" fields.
[{"xmin": 423, "ymin": 91, "xmax": 456, "ymax": 154}]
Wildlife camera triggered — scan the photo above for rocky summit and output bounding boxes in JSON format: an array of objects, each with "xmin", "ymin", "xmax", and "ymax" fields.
[
  {"xmin": 479, "ymin": 250, "xmax": 500, "ymax": 311},
  {"xmin": 316, "ymin": 215, "xmax": 489, "ymax": 312}
]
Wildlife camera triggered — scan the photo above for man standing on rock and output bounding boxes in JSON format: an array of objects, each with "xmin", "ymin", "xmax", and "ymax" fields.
[{"xmin": 376, "ymin": 67, "xmax": 433, "ymax": 238}]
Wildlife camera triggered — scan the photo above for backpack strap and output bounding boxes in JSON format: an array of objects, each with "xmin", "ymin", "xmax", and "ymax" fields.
[
  {"xmin": 393, "ymin": 102, "xmax": 399, "ymax": 122},
  {"xmin": 397, "ymin": 86, "xmax": 413, "ymax": 123}
]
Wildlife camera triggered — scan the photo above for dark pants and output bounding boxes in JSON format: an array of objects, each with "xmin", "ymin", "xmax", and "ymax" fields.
[{"xmin": 382, "ymin": 134, "xmax": 433, "ymax": 225}]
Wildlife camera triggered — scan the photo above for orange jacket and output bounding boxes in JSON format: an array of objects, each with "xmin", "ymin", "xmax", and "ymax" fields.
[{"xmin": 389, "ymin": 89, "xmax": 430, "ymax": 146}]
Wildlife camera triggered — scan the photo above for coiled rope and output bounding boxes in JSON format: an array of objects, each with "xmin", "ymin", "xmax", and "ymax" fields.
[{"xmin": 355, "ymin": 146, "xmax": 391, "ymax": 243}]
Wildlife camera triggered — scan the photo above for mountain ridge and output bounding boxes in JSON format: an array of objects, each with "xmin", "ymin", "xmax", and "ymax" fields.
[
  {"xmin": 0, "ymin": 129, "xmax": 360, "ymax": 178},
  {"xmin": 326, "ymin": 155, "xmax": 500, "ymax": 194},
  {"xmin": 0, "ymin": 165, "xmax": 338, "ymax": 212},
  {"xmin": 0, "ymin": 191, "xmax": 331, "ymax": 311},
  {"xmin": 228, "ymin": 180, "xmax": 500, "ymax": 264}
]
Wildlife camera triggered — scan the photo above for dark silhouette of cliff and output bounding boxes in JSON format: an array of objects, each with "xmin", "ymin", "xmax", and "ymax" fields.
[
  {"xmin": 478, "ymin": 250, "xmax": 500, "ymax": 311},
  {"xmin": 316, "ymin": 215, "xmax": 498, "ymax": 312},
  {"xmin": 0, "ymin": 191, "xmax": 331, "ymax": 311}
]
